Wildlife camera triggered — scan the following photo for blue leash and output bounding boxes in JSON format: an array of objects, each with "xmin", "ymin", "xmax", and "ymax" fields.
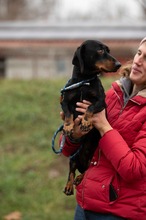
[
  {"xmin": 52, "ymin": 125, "xmax": 65, "ymax": 154},
  {"xmin": 60, "ymin": 76, "xmax": 96, "ymax": 94},
  {"xmin": 52, "ymin": 124, "xmax": 82, "ymax": 158}
]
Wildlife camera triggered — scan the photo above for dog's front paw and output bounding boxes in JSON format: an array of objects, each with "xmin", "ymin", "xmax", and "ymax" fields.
[
  {"xmin": 80, "ymin": 118, "xmax": 92, "ymax": 132},
  {"xmin": 63, "ymin": 124, "xmax": 74, "ymax": 136},
  {"xmin": 74, "ymin": 174, "xmax": 84, "ymax": 186},
  {"xmin": 63, "ymin": 181, "xmax": 74, "ymax": 196}
]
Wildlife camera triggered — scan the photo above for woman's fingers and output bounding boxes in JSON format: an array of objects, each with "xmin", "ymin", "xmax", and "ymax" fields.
[
  {"xmin": 60, "ymin": 100, "xmax": 91, "ymax": 120},
  {"xmin": 74, "ymin": 116, "xmax": 81, "ymax": 126},
  {"xmin": 60, "ymin": 111, "xmax": 65, "ymax": 120},
  {"xmin": 82, "ymin": 100, "xmax": 91, "ymax": 105},
  {"xmin": 76, "ymin": 100, "xmax": 91, "ymax": 107},
  {"xmin": 76, "ymin": 100, "xmax": 91, "ymax": 113}
]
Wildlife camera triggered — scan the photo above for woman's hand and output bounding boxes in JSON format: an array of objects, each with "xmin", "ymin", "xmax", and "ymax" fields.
[
  {"xmin": 60, "ymin": 100, "xmax": 91, "ymax": 139},
  {"xmin": 76, "ymin": 100, "xmax": 113, "ymax": 136},
  {"xmin": 75, "ymin": 100, "xmax": 91, "ymax": 115},
  {"xmin": 60, "ymin": 100, "xmax": 113, "ymax": 139},
  {"xmin": 92, "ymin": 110, "xmax": 113, "ymax": 136},
  {"xmin": 76, "ymin": 100, "xmax": 112, "ymax": 136},
  {"xmin": 70, "ymin": 100, "xmax": 91, "ymax": 139}
]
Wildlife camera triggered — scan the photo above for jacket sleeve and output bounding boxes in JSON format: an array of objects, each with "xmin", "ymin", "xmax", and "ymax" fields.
[
  {"xmin": 99, "ymin": 125, "xmax": 146, "ymax": 182},
  {"xmin": 60, "ymin": 134, "xmax": 81, "ymax": 157}
]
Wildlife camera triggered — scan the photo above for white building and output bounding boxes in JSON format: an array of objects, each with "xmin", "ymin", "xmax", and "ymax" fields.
[{"xmin": 0, "ymin": 22, "xmax": 146, "ymax": 79}]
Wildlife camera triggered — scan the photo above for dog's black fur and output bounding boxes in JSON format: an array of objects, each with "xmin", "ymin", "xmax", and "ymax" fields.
[{"xmin": 60, "ymin": 40, "xmax": 121, "ymax": 195}]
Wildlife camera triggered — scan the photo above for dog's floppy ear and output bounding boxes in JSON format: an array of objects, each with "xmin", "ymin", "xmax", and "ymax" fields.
[{"xmin": 72, "ymin": 45, "xmax": 85, "ymax": 74}]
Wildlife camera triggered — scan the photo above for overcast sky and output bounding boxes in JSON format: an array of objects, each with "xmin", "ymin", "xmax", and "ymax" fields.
[{"xmin": 51, "ymin": 0, "xmax": 143, "ymax": 23}]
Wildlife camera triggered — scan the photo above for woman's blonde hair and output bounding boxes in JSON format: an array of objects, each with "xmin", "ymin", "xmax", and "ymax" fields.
[
  {"xmin": 140, "ymin": 37, "xmax": 146, "ymax": 45},
  {"xmin": 118, "ymin": 61, "xmax": 132, "ymax": 77}
]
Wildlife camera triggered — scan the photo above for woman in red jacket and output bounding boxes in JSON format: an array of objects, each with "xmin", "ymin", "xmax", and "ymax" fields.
[{"xmin": 61, "ymin": 37, "xmax": 146, "ymax": 220}]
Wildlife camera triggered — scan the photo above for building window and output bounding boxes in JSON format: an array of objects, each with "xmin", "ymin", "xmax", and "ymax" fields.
[
  {"xmin": 0, "ymin": 58, "xmax": 5, "ymax": 78},
  {"xmin": 56, "ymin": 59, "xmax": 66, "ymax": 73}
]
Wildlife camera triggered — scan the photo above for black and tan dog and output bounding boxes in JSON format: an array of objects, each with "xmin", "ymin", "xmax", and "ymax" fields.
[{"xmin": 60, "ymin": 40, "xmax": 121, "ymax": 195}]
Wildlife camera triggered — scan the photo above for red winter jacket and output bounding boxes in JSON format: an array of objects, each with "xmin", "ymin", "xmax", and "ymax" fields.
[{"xmin": 62, "ymin": 78, "xmax": 146, "ymax": 220}]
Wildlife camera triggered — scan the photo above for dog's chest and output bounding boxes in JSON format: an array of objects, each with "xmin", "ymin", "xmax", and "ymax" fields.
[
  {"xmin": 79, "ymin": 85, "xmax": 94, "ymax": 100},
  {"xmin": 66, "ymin": 84, "xmax": 98, "ymax": 103},
  {"xmin": 62, "ymin": 77, "xmax": 103, "ymax": 104}
]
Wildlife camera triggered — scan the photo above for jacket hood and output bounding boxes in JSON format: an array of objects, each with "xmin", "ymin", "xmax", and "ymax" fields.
[
  {"xmin": 114, "ymin": 77, "xmax": 146, "ymax": 105},
  {"xmin": 119, "ymin": 77, "xmax": 133, "ymax": 105}
]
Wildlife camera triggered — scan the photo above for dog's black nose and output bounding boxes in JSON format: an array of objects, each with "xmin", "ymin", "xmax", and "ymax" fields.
[{"xmin": 116, "ymin": 61, "xmax": 121, "ymax": 69}]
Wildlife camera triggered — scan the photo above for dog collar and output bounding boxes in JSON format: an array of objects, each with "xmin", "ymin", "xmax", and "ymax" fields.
[{"xmin": 61, "ymin": 76, "xmax": 96, "ymax": 93}]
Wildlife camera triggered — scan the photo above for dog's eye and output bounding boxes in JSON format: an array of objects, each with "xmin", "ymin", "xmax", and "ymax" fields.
[{"xmin": 97, "ymin": 50, "xmax": 104, "ymax": 55}]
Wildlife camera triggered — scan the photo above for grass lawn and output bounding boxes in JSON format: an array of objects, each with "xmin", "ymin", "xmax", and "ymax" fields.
[{"xmin": 0, "ymin": 76, "xmax": 118, "ymax": 220}]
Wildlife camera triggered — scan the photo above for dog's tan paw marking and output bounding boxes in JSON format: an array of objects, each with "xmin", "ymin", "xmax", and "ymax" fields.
[
  {"xmin": 63, "ymin": 181, "xmax": 74, "ymax": 196},
  {"xmin": 74, "ymin": 174, "xmax": 84, "ymax": 186},
  {"xmin": 81, "ymin": 118, "xmax": 92, "ymax": 131},
  {"xmin": 63, "ymin": 123, "xmax": 74, "ymax": 136}
]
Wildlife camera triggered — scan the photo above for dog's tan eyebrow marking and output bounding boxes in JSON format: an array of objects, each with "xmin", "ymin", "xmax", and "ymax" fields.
[{"xmin": 97, "ymin": 49, "xmax": 104, "ymax": 55}]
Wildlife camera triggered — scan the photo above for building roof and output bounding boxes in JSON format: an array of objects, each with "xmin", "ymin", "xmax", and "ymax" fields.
[{"xmin": 0, "ymin": 22, "xmax": 145, "ymax": 41}]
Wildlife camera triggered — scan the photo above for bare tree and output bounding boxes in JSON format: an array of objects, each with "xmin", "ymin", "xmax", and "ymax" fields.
[
  {"xmin": 0, "ymin": 0, "xmax": 57, "ymax": 21},
  {"xmin": 0, "ymin": 0, "xmax": 145, "ymax": 22},
  {"xmin": 52, "ymin": 0, "xmax": 145, "ymax": 23},
  {"xmin": 138, "ymin": 0, "xmax": 146, "ymax": 19}
]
